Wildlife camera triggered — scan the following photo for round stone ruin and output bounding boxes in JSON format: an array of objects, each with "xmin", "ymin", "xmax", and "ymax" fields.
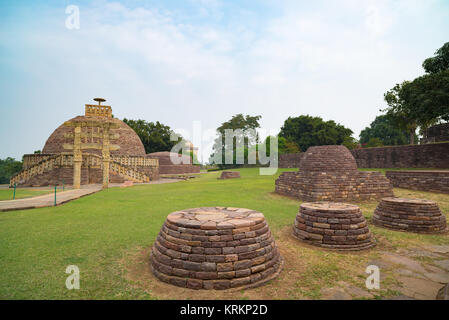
[
  {"xmin": 219, "ymin": 171, "xmax": 241, "ymax": 179},
  {"xmin": 151, "ymin": 207, "xmax": 283, "ymax": 290},
  {"xmin": 275, "ymin": 145, "xmax": 394, "ymax": 202},
  {"xmin": 373, "ymin": 197, "xmax": 447, "ymax": 234},
  {"xmin": 293, "ymin": 202, "xmax": 375, "ymax": 251}
]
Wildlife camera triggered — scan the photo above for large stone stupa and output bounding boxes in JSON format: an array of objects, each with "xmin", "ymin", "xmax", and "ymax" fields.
[{"xmin": 10, "ymin": 99, "xmax": 159, "ymax": 188}]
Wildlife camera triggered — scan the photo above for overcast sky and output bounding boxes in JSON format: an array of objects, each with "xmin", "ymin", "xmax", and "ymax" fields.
[{"xmin": 1, "ymin": 0, "xmax": 448, "ymax": 162}]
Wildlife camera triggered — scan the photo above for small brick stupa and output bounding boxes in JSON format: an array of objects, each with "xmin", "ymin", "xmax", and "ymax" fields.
[
  {"xmin": 293, "ymin": 202, "xmax": 375, "ymax": 251},
  {"xmin": 373, "ymin": 197, "xmax": 448, "ymax": 234},
  {"xmin": 218, "ymin": 171, "xmax": 241, "ymax": 179},
  {"xmin": 151, "ymin": 207, "xmax": 283, "ymax": 290},
  {"xmin": 275, "ymin": 145, "xmax": 394, "ymax": 202}
]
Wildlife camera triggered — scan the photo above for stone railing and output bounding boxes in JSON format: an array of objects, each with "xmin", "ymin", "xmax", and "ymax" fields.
[
  {"xmin": 110, "ymin": 162, "xmax": 150, "ymax": 182},
  {"xmin": 11, "ymin": 154, "xmax": 62, "ymax": 186},
  {"xmin": 23, "ymin": 154, "xmax": 53, "ymax": 169},
  {"xmin": 11, "ymin": 153, "xmax": 157, "ymax": 186},
  {"xmin": 111, "ymin": 155, "xmax": 158, "ymax": 168}
]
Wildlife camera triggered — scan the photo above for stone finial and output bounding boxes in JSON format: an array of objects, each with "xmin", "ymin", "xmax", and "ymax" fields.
[{"xmin": 85, "ymin": 98, "xmax": 112, "ymax": 118}]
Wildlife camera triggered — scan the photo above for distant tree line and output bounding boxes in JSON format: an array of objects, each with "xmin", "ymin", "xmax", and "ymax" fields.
[{"xmin": 0, "ymin": 158, "xmax": 22, "ymax": 184}]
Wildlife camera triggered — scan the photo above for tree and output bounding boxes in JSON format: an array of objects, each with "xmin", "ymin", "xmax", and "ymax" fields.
[
  {"xmin": 342, "ymin": 136, "xmax": 359, "ymax": 150},
  {"xmin": 383, "ymin": 82, "xmax": 418, "ymax": 145},
  {"xmin": 263, "ymin": 136, "xmax": 300, "ymax": 155},
  {"xmin": 279, "ymin": 115, "xmax": 354, "ymax": 152},
  {"xmin": 422, "ymin": 42, "xmax": 449, "ymax": 74},
  {"xmin": 383, "ymin": 42, "xmax": 449, "ymax": 143},
  {"xmin": 123, "ymin": 119, "xmax": 183, "ymax": 154},
  {"xmin": 0, "ymin": 157, "xmax": 23, "ymax": 184},
  {"xmin": 365, "ymin": 137, "xmax": 384, "ymax": 148},
  {"xmin": 209, "ymin": 114, "xmax": 261, "ymax": 168},
  {"xmin": 359, "ymin": 114, "xmax": 410, "ymax": 146},
  {"xmin": 401, "ymin": 70, "xmax": 449, "ymax": 126}
]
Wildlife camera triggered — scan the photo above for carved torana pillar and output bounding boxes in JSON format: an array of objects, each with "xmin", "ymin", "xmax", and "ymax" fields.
[{"xmin": 73, "ymin": 125, "xmax": 82, "ymax": 189}]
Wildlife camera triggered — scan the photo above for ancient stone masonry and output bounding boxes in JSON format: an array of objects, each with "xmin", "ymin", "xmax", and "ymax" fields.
[
  {"xmin": 351, "ymin": 142, "xmax": 449, "ymax": 169},
  {"xmin": 150, "ymin": 207, "xmax": 283, "ymax": 290},
  {"xmin": 218, "ymin": 171, "xmax": 241, "ymax": 179},
  {"xmin": 373, "ymin": 197, "xmax": 447, "ymax": 234},
  {"xmin": 147, "ymin": 152, "xmax": 200, "ymax": 175},
  {"xmin": 421, "ymin": 123, "xmax": 449, "ymax": 144},
  {"xmin": 279, "ymin": 153, "xmax": 304, "ymax": 168},
  {"xmin": 293, "ymin": 202, "xmax": 375, "ymax": 251},
  {"xmin": 386, "ymin": 171, "xmax": 449, "ymax": 194},
  {"xmin": 275, "ymin": 145, "xmax": 394, "ymax": 202},
  {"xmin": 10, "ymin": 98, "xmax": 159, "ymax": 187}
]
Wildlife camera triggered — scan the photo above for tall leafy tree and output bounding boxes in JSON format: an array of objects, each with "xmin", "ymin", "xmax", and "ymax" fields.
[
  {"xmin": 279, "ymin": 115, "xmax": 354, "ymax": 151},
  {"xmin": 123, "ymin": 119, "xmax": 183, "ymax": 154},
  {"xmin": 210, "ymin": 114, "xmax": 261, "ymax": 168},
  {"xmin": 383, "ymin": 42, "xmax": 449, "ymax": 143},
  {"xmin": 383, "ymin": 81, "xmax": 419, "ymax": 144},
  {"xmin": 422, "ymin": 42, "xmax": 449, "ymax": 74},
  {"xmin": 359, "ymin": 114, "xmax": 410, "ymax": 146}
]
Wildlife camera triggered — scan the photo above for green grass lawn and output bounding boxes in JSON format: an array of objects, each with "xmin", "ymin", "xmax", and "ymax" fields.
[
  {"xmin": 0, "ymin": 188, "xmax": 54, "ymax": 201},
  {"xmin": 0, "ymin": 168, "xmax": 447, "ymax": 300}
]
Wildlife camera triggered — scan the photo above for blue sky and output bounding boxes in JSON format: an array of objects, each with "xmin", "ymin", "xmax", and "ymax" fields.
[{"xmin": 1, "ymin": 0, "xmax": 448, "ymax": 161}]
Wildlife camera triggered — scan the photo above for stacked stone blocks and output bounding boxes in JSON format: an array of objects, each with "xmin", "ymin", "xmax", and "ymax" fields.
[
  {"xmin": 293, "ymin": 202, "xmax": 375, "ymax": 251},
  {"xmin": 151, "ymin": 207, "xmax": 283, "ymax": 290},
  {"xmin": 275, "ymin": 145, "xmax": 394, "ymax": 202},
  {"xmin": 386, "ymin": 171, "xmax": 449, "ymax": 194},
  {"xmin": 373, "ymin": 197, "xmax": 447, "ymax": 234}
]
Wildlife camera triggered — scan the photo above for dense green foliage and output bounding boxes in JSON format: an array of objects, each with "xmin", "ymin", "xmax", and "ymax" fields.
[
  {"xmin": 262, "ymin": 136, "xmax": 301, "ymax": 156},
  {"xmin": 359, "ymin": 115, "xmax": 410, "ymax": 146},
  {"xmin": 210, "ymin": 114, "xmax": 261, "ymax": 168},
  {"xmin": 123, "ymin": 119, "xmax": 183, "ymax": 154},
  {"xmin": 383, "ymin": 42, "xmax": 449, "ymax": 144},
  {"xmin": 423, "ymin": 42, "xmax": 449, "ymax": 74},
  {"xmin": 365, "ymin": 137, "xmax": 384, "ymax": 148},
  {"xmin": 0, "ymin": 157, "xmax": 22, "ymax": 184},
  {"xmin": 279, "ymin": 115, "xmax": 354, "ymax": 152}
]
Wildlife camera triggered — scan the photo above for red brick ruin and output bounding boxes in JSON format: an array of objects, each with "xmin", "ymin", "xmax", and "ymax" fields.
[
  {"xmin": 275, "ymin": 145, "xmax": 394, "ymax": 202},
  {"xmin": 293, "ymin": 202, "xmax": 375, "ymax": 251},
  {"xmin": 151, "ymin": 207, "xmax": 283, "ymax": 290},
  {"xmin": 218, "ymin": 171, "xmax": 241, "ymax": 179},
  {"xmin": 373, "ymin": 197, "xmax": 447, "ymax": 234}
]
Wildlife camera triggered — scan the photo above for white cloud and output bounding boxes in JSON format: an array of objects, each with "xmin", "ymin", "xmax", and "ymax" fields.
[{"xmin": 1, "ymin": 0, "xmax": 448, "ymax": 159}]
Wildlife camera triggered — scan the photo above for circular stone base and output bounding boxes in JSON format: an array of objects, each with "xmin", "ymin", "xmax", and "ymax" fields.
[
  {"xmin": 373, "ymin": 197, "xmax": 447, "ymax": 234},
  {"xmin": 150, "ymin": 207, "xmax": 283, "ymax": 290},
  {"xmin": 293, "ymin": 202, "xmax": 375, "ymax": 251}
]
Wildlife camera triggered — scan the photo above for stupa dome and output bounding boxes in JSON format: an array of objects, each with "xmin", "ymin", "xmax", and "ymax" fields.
[
  {"xmin": 299, "ymin": 145, "xmax": 358, "ymax": 172},
  {"xmin": 42, "ymin": 115, "xmax": 145, "ymax": 156}
]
